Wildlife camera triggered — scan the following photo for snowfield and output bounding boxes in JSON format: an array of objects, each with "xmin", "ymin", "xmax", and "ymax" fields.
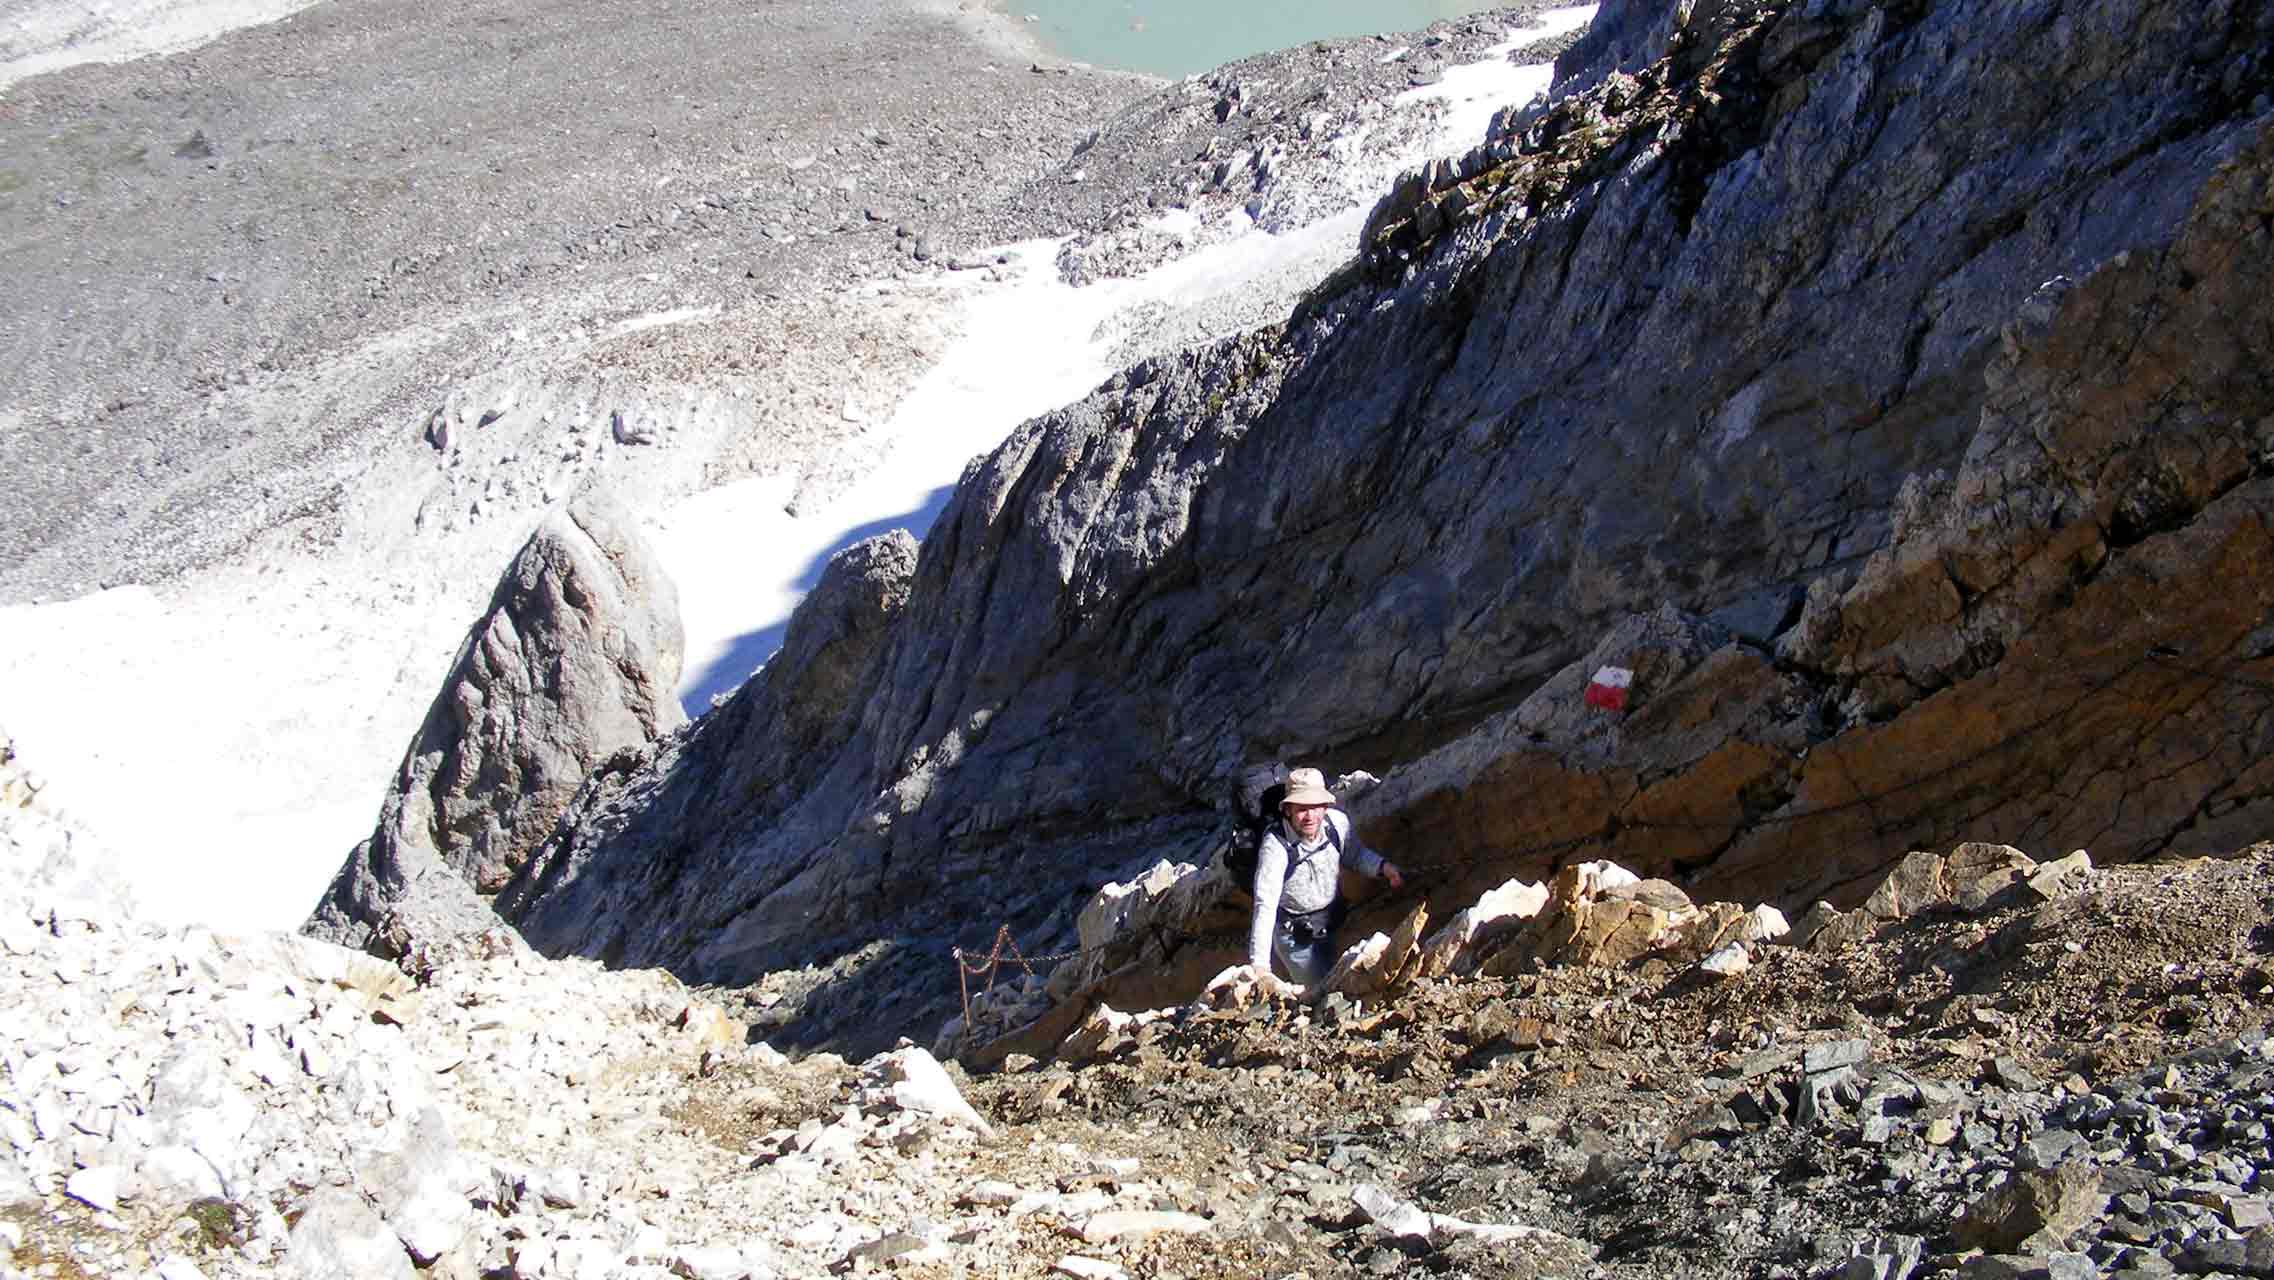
[{"xmin": 0, "ymin": 6, "xmax": 1596, "ymax": 934}]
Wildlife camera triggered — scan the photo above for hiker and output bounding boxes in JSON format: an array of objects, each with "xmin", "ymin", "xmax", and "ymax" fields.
[{"xmin": 1247, "ymin": 767, "xmax": 1405, "ymax": 987}]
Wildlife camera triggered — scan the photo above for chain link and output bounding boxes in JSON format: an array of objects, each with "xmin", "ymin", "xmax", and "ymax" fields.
[{"xmin": 951, "ymin": 925, "xmax": 1086, "ymax": 1031}]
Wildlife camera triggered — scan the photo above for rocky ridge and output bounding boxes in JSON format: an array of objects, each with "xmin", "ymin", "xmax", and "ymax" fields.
[
  {"xmin": 3, "ymin": 0, "xmax": 1618, "ymax": 941},
  {"xmin": 489, "ymin": 0, "xmax": 2274, "ymax": 1059}
]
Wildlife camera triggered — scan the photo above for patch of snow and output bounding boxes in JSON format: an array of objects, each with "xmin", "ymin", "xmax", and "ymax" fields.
[
  {"xmin": 656, "ymin": 238, "xmax": 1126, "ymax": 711},
  {"xmin": 1398, "ymin": 6, "xmax": 1599, "ymax": 152},
  {"xmin": 0, "ymin": 0, "xmax": 326, "ymax": 91},
  {"xmin": 653, "ymin": 207, "xmax": 1379, "ymax": 714},
  {"xmin": 0, "ymin": 581, "xmax": 407, "ymax": 933},
  {"xmin": 610, "ymin": 306, "xmax": 724, "ymax": 338},
  {"xmin": 1139, "ymin": 205, "xmax": 1366, "ymax": 310}
]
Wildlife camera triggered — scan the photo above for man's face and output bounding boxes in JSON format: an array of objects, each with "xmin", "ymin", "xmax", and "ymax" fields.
[{"xmin": 1283, "ymin": 801, "xmax": 1328, "ymax": 841}]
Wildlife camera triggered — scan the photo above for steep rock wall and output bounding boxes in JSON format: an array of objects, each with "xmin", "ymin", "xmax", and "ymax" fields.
[
  {"xmin": 501, "ymin": 0, "xmax": 2274, "ymax": 1051},
  {"xmin": 497, "ymin": 531, "xmax": 921, "ymax": 968}
]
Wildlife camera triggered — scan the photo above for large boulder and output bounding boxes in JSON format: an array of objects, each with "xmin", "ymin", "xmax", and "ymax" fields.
[{"xmin": 306, "ymin": 487, "xmax": 684, "ymax": 960}]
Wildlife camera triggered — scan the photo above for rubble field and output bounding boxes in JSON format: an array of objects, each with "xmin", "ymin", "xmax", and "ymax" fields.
[{"xmin": 679, "ymin": 843, "xmax": 2274, "ymax": 1279}]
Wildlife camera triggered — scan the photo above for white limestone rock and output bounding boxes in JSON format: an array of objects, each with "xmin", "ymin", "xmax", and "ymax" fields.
[
  {"xmin": 1742, "ymin": 904, "xmax": 1790, "ymax": 942},
  {"xmin": 528, "ymin": 1165, "xmax": 595, "ymax": 1210},
  {"xmin": 1419, "ymin": 876, "xmax": 1549, "ymax": 977},
  {"xmin": 1075, "ymin": 860, "xmax": 1190, "ymax": 952},
  {"xmin": 360, "ymin": 1106, "xmax": 477, "ymax": 1265},
  {"xmin": 1354, "ymin": 1181, "xmax": 1586, "ymax": 1253},
  {"xmin": 286, "ymin": 1186, "xmax": 416, "ymax": 1280},
  {"xmin": 670, "ymin": 1244, "xmax": 750, "ymax": 1279},
  {"xmin": 136, "ymin": 1145, "xmax": 223, "ymax": 1202},
  {"xmin": 1699, "ymin": 943, "xmax": 1752, "ymax": 978},
  {"xmin": 0, "ymin": 1151, "xmax": 38, "ymax": 1207},
  {"xmin": 1565, "ymin": 860, "xmax": 1641, "ymax": 897},
  {"xmin": 64, "ymin": 1163, "xmax": 124, "ymax": 1212},
  {"xmin": 1352, "ymin": 1182, "xmax": 1434, "ymax": 1239},
  {"xmin": 863, "ymin": 1046, "xmax": 992, "ymax": 1137},
  {"xmin": 964, "ymin": 1180, "xmax": 1022, "ymax": 1206},
  {"xmin": 1075, "ymin": 1209, "xmax": 1211, "ymax": 1243}
]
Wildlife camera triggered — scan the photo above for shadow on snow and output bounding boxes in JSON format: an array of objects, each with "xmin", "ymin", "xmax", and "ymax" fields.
[{"xmin": 677, "ymin": 480, "xmax": 960, "ymax": 715}]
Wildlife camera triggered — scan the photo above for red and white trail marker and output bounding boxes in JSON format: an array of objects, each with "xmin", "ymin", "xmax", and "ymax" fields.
[{"xmin": 1584, "ymin": 665, "xmax": 1633, "ymax": 712}]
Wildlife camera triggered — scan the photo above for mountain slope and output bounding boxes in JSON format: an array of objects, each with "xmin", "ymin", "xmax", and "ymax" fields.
[{"xmin": 499, "ymin": 0, "xmax": 2274, "ymax": 1054}]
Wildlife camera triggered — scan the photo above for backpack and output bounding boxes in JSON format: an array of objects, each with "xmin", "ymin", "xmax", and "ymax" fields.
[{"xmin": 1224, "ymin": 763, "xmax": 1342, "ymax": 895}]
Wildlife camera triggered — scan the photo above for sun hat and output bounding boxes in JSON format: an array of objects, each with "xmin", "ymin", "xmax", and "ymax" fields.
[{"xmin": 1281, "ymin": 767, "xmax": 1335, "ymax": 807}]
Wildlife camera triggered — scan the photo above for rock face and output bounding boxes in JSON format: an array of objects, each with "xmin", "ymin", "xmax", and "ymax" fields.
[
  {"xmin": 502, "ymin": 0, "xmax": 2274, "ymax": 1052},
  {"xmin": 498, "ymin": 529, "xmax": 917, "ymax": 973},
  {"xmin": 307, "ymin": 488, "xmax": 684, "ymax": 959}
]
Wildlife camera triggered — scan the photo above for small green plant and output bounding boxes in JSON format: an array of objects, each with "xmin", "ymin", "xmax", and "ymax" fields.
[{"xmin": 183, "ymin": 1198, "xmax": 249, "ymax": 1251}]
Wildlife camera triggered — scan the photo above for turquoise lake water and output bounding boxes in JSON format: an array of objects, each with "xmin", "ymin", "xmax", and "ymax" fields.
[{"xmin": 1002, "ymin": 0, "xmax": 1514, "ymax": 78}]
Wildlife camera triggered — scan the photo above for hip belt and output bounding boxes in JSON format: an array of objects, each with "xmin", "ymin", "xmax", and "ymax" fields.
[{"xmin": 1278, "ymin": 900, "xmax": 1347, "ymax": 943}]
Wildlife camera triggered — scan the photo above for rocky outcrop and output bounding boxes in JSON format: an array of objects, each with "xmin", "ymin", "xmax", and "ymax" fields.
[
  {"xmin": 956, "ymin": 831, "xmax": 2071, "ymax": 1066},
  {"xmin": 1368, "ymin": 111, "xmax": 2274, "ymax": 913},
  {"xmin": 500, "ymin": 0, "xmax": 2274, "ymax": 1052},
  {"xmin": 498, "ymin": 530, "xmax": 918, "ymax": 974},
  {"xmin": 1788, "ymin": 843, "xmax": 2094, "ymax": 951},
  {"xmin": 306, "ymin": 488, "xmax": 684, "ymax": 960}
]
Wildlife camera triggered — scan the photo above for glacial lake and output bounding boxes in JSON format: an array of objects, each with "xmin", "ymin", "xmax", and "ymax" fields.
[{"xmin": 1002, "ymin": 0, "xmax": 1518, "ymax": 78}]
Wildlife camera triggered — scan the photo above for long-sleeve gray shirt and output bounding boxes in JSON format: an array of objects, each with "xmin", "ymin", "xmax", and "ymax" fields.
[{"xmin": 1246, "ymin": 809, "xmax": 1387, "ymax": 971}]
